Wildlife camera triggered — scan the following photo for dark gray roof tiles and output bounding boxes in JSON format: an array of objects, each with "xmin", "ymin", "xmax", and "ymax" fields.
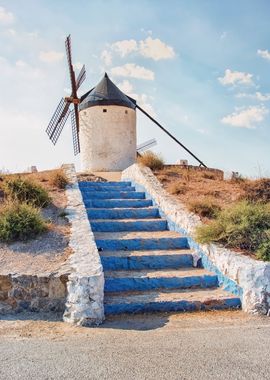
[{"xmin": 79, "ymin": 73, "xmax": 136, "ymax": 111}]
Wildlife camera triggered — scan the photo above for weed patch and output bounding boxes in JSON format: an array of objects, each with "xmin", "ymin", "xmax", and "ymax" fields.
[
  {"xmin": 0, "ymin": 202, "xmax": 47, "ymax": 242},
  {"xmin": 195, "ymin": 201, "xmax": 270, "ymax": 260},
  {"xmin": 188, "ymin": 198, "xmax": 221, "ymax": 219},
  {"xmin": 3, "ymin": 177, "xmax": 50, "ymax": 207}
]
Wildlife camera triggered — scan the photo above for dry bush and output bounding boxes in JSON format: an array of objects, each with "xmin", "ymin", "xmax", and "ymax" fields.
[
  {"xmin": 3, "ymin": 177, "xmax": 50, "ymax": 207},
  {"xmin": 242, "ymin": 178, "xmax": 270, "ymax": 203},
  {"xmin": 50, "ymin": 170, "xmax": 69, "ymax": 189},
  {"xmin": 168, "ymin": 182, "xmax": 188, "ymax": 195},
  {"xmin": 138, "ymin": 151, "xmax": 164, "ymax": 171},
  {"xmin": 202, "ymin": 172, "xmax": 217, "ymax": 180},
  {"xmin": 188, "ymin": 198, "xmax": 221, "ymax": 219}
]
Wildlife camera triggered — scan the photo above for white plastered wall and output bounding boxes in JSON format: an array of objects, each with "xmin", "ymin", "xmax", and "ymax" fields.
[{"xmin": 79, "ymin": 105, "xmax": 136, "ymax": 171}]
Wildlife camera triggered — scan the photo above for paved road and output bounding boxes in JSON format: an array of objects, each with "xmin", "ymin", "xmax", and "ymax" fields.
[{"xmin": 0, "ymin": 311, "xmax": 269, "ymax": 380}]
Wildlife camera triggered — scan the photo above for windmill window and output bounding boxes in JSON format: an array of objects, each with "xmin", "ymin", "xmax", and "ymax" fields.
[
  {"xmin": 125, "ymin": 110, "xmax": 128, "ymax": 114},
  {"xmin": 103, "ymin": 109, "xmax": 107, "ymax": 113}
]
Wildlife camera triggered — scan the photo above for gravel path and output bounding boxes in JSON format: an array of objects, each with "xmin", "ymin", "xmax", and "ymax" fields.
[{"xmin": 0, "ymin": 311, "xmax": 269, "ymax": 380}]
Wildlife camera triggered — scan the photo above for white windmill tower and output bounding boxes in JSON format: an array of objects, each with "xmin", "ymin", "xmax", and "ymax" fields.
[
  {"xmin": 79, "ymin": 73, "xmax": 137, "ymax": 171},
  {"xmin": 46, "ymin": 35, "xmax": 207, "ymax": 171}
]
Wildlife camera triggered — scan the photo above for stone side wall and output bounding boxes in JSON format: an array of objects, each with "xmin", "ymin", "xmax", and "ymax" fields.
[
  {"xmin": 122, "ymin": 164, "xmax": 270, "ymax": 315},
  {"xmin": 62, "ymin": 164, "xmax": 104, "ymax": 326},
  {"xmin": 0, "ymin": 274, "xmax": 67, "ymax": 314}
]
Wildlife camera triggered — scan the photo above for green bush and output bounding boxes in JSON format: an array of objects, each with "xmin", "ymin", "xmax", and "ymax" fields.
[
  {"xmin": 256, "ymin": 239, "xmax": 270, "ymax": 261},
  {"xmin": 3, "ymin": 177, "xmax": 50, "ymax": 207},
  {"xmin": 138, "ymin": 151, "xmax": 164, "ymax": 171},
  {"xmin": 0, "ymin": 202, "xmax": 47, "ymax": 242},
  {"xmin": 195, "ymin": 201, "xmax": 270, "ymax": 260},
  {"xmin": 188, "ymin": 199, "xmax": 221, "ymax": 219},
  {"xmin": 50, "ymin": 171, "xmax": 69, "ymax": 189}
]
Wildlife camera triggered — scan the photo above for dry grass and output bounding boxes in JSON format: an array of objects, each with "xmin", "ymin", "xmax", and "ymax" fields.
[
  {"xmin": 138, "ymin": 151, "xmax": 164, "ymax": 171},
  {"xmin": 0, "ymin": 168, "xmax": 68, "ymax": 237},
  {"xmin": 155, "ymin": 166, "xmax": 245, "ymax": 215}
]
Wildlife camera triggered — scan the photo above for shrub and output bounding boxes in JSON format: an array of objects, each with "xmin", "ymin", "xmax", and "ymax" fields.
[
  {"xmin": 195, "ymin": 201, "xmax": 270, "ymax": 258},
  {"xmin": 242, "ymin": 178, "xmax": 270, "ymax": 203},
  {"xmin": 188, "ymin": 198, "xmax": 221, "ymax": 219},
  {"xmin": 256, "ymin": 239, "xmax": 270, "ymax": 261},
  {"xmin": 168, "ymin": 182, "xmax": 187, "ymax": 195},
  {"xmin": 3, "ymin": 177, "xmax": 50, "ymax": 207},
  {"xmin": 138, "ymin": 151, "xmax": 164, "ymax": 171},
  {"xmin": 202, "ymin": 172, "xmax": 216, "ymax": 180},
  {"xmin": 50, "ymin": 171, "xmax": 69, "ymax": 189},
  {"xmin": 0, "ymin": 202, "xmax": 47, "ymax": 242}
]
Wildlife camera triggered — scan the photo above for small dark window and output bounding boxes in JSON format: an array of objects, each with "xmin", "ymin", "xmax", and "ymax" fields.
[
  {"xmin": 125, "ymin": 110, "xmax": 128, "ymax": 114},
  {"xmin": 103, "ymin": 109, "xmax": 107, "ymax": 113}
]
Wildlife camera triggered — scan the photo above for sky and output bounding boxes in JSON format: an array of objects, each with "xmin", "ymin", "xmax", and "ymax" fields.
[{"xmin": 0, "ymin": 0, "xmax": 270, "ymax": 177}]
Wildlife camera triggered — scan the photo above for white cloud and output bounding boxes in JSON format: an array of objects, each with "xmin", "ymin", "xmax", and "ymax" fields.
[
  {"xmin": 236, "ymin": 92, "xmax": 270, "ymax": 101},
  {"xmin": 0, "ymin": 7, "xmax": 15, "ymax": 24},
  {"xmin": 39, "ymin": 50, "xmax": 64, "ymax": 63},
  {"xmin": 74, "ymin": 61, "xmax": 83, "ymax": 70},
  {"xmin": 5, "ymin": 28, "xmax": 16, "ymax": 36},
  {"xmin": 139, "ymin": 37, "xmax": 175, "ymax": 61},
  {"xmin": 117, "ymin": 80, "xmax": 155, "ymax": 116},
  {"xmin": 218, "ymin": 69, "xmax": 253, "ymax": 86},
  {"xmin": 117, "ymin": 79, "xmax": 134, "ymax": 94},
  {"xmin": 110, "ymin": 37, "xmax": 175, "ymax": 61},
  {"xmin": 221, "ymin": 106, "xmax": 268, "ymax": 128},
  {"xmin": 111, "ymin": 39, "xmax": 138, "ymax": 57},
  {"xmin": 100, "ymin": 49, "xmax": 112, "ymax": 66},
  {"xmin": 111, "ymin": 63, "xmax": 154, "ymax": 80},
  {"xmin": 257, "ymin": 49, "xmax": 270, "ymax": 61},
  {"xmin": 15, "ymin": 60, "xmax": 27, "ymax": 67}
]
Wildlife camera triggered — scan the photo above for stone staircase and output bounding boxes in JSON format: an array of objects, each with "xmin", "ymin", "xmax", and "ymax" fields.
[{"xmin": 79, "ymin": 181, "xmax": 241, "ymax": 315}]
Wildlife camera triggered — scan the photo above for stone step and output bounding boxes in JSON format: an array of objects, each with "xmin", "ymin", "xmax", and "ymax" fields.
[
  {"xmin": 81, "ymin": 191, "xmax": 145, "ymax": 200},
  {"xmin": 84, "ymin": 199, "xmax": 153, "ymax": 209},
  {"xmin": 104, "ymin": 268, "xmax": 218, "ymax": 292},
  {"xmin": 90, "ymin": 218, "xmax": 167, "ymax": 232},
  {"xmin": 87, "ymin": 207, "xmax": 160, "ymax": 220},
  {"xmin": 104, "ymin": 288, "xmax": 241, "ymax": 315},
  {"xmin": 100, "ymin": 249, "xmax": 194, "ymax": 270},
  {"xmin": 95, "ymin": 231, "xmax": 189, "ymax": 251},
  {"xmin": 79, "ymin": 181, "xmax": 132, "ymax": 187}
]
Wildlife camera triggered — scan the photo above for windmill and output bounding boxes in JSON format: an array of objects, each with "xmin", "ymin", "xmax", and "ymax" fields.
[
  {"xmin": 46, "ymin": 35, "xmax": 86, "ymax": 155},
  {"xmin": 46, "ymin": 35, "xmax": 207, "ymax": 171}
]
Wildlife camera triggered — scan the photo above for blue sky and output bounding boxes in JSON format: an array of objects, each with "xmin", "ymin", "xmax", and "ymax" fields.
[{"xmin": 0, "ymin": 0, "xmax": 270, "ymax": 176}]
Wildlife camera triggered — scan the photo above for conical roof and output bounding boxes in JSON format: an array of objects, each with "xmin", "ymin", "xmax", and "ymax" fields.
[{"xmin": 79, "ymin": 73, "xmax": 136, "ymax": 111}]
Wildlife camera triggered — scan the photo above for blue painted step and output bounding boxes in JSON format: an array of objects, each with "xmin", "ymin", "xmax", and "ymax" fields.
[
  {"xmin": 84, "ymin": 199, "xmax": 153, "ymax": 209},
  {"xmin": 87, "ymin": 207, "xmax": 160, "ymax": 220},
  {"xmin": 79, "ymin": 181, "xmax": 131, "ymax": 187},
  {"xmin": 95, "ymin": 230, "xmax": 189, "ymax": 251},
  {"xmin": 81, "ymin": 185, "xmax": 136, "ymax": 192},
  {"xmin": 81, "ymin": 191, "xmax": 145, "ymax": 199},
  {"xmin": 100, "ymin": 249, "xmax": 194, "ymax": 270},
  {"xmin": 104, "ymin": 268, "xmax": 218, "ymax": 292},
  {"xmin": 91, "ymin": 218, "xmax": 167, "ymax": 232},
  {"xmin": 104, "ymin": 288, "xmax": 241, "ymax": 315}
]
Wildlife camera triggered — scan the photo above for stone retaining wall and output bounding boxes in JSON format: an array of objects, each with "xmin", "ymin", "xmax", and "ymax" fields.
[
  {"xmin": 0, "ymin": 274, "xmax": 67, "ymax": 314},
  {"xmin": 62, "ymin": 164, "xmax": 104, "ymax": 326},
  {"xmin": 122, "ymin": 164, "xmax": 270, "ymax": 315}
]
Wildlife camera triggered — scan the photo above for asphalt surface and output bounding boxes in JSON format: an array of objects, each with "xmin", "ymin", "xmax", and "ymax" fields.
[{"xmin": 0, "ymin": 311, "xmax": 269, "ymax": 380}]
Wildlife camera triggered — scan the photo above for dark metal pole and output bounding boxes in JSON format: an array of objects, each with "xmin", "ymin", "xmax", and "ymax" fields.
[{"xmin": 136, "ymin": 104, "xmax": 207, "ymax": 168}]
